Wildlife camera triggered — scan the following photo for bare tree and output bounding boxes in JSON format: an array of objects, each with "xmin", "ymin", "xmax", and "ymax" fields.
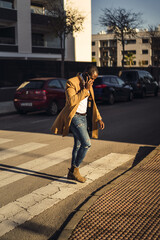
[
  {"xmin": 99, "ymin": 8, "xmax": 143, "ymax": 68},
  {"xmin": 42, "ymin": 0, "xmax": 85, "ymax": 77},
  {"xmin": 148, "ymin": 25, "xmax": 160, "ymax": 66}
]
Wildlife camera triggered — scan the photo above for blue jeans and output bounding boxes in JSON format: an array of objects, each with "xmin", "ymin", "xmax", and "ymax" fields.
[{"xmin": 70, "ymin": 114, "xmax": 91, "ymax": 168}]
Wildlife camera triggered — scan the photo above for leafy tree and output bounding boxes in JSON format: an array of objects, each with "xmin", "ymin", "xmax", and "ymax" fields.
[
  {"xmin": 125, "ymin": 52, "xmax": 136, "ymax": 66},
  {"xmin": 42, "ymin": 0, "xmax": 85, "ymax": 77},
  {"xmin": 99, "ymin": 8, "xmax": 143, "ymax": 68}
]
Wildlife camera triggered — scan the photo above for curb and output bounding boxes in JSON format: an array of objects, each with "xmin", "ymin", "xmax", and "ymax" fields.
[
  {"xmin": 57, "ymin": 145, "xmax": 160, "ymax": 240},
  {"xmin": 0, "ymin": 101, "xmax": 16, "ymax": 116}
]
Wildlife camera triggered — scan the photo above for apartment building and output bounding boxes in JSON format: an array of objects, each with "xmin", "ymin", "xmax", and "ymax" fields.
[
  {"xmin": 92, "ymin": 28, "xmax": 160, "ymax": 67},
  {"xmin": 0, "ymin": 0, "xmax": 91, "ymax": 62}
]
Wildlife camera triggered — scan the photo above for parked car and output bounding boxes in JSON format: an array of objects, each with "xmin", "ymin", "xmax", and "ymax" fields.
[
  {"xmin": 120, "ymin": 70, "xmax": 159, "ymax": 97},
  {"xmin": 93, "ymin": 75, "xmax": 133, "ymax": 105},
  {"xmin": 14, "ymin": 77, "xmax": 67, "ymax": 115}
]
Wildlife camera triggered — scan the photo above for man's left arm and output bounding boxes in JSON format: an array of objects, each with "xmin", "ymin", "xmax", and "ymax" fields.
[
  {"xmin": 90, "ymin": 86, "xmax": 105, "ymax": 130},
  {"xmin": 94, "ymin": 102, "xmax": 105, "ymax": 130},
  {"xmin": 98, "ymin": 119, "xmax": 105, "ymax": 130}
]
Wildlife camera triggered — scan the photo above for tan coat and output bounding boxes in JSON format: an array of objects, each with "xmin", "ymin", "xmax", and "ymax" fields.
[{"xmin": 51, "ymin": 74, "xmax": 102, "ymax": 138}]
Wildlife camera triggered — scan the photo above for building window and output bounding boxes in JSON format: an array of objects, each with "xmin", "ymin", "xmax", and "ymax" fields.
[
  {"xmin": 92, "ymin": 52, "xmax": 95, "ymax": 56},
  {"xmin": 123, "ymin": 50, "xmax": 136, "ymax": 55},
  {"xmin": 0, "ymin": 0, "xmax": 14, "ymax": 9},
  {"xmin": 102, "ymin": 41, "xmax": 108, "ymax": 47},
  {"xmin": 142, "ymin": 60, "xmax": 148, "ymax": 65},
  {"xmin": 142, "ymin": 50, "xmax": 148, "ymax": 54},
  {"xmin": 32, "ymin": 33, "xmax": 44, "ymax": 46},
  {"xmin": 126, "ymin": 39, "xmax": 136, "ymax": 44},
  {"xmin": 142, "ymin": 38, "xmax": 149, "ymax": 43},
  {"xmin": 0, "ymin": 27, "xmax": 15, "ymax": 44},
  {"xmin": 92, "ymin": 41, "xmax": 95, "ymax": 46},
  {"xmin": 110, "ymin": 40, "xmax": 117, "ymax": 47}
]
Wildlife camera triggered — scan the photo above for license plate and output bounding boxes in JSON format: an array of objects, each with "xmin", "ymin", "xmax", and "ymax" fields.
[{"xmin": 20, "ymin": 103, "xmax": 32, "ymax": 107}]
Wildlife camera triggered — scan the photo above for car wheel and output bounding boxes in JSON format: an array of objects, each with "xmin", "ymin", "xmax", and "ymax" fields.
[
  {"xmin": 48, "ymin": 101, "xmax": 58, "ymax": 115},
  {"xmin": 108, "ymin": 93, "xmax": 115, "ymax": 105},
  {"xmin": 128, "ymin": 91, "xmax": 133, "ymax": 101}
]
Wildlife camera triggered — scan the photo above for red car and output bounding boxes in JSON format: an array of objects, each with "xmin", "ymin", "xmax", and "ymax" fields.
[{"xmin": 14, "ymin": 77, "xmax": 67, "ymax": 115}]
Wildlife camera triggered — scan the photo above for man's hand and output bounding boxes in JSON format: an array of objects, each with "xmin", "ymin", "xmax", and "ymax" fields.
[
  {"xmin": 85, "ymin": 78, "xmax": 94, "ymax": 90},
  {"xmin": 98, "ymin": 119, "xmax": 105, "ymax": 130}
]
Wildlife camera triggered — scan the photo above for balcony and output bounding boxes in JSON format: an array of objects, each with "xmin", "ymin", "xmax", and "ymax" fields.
[
  {"xmin": 32, "ymin": 46, "xmax": 62, "ymax": 54},
  {"xmin": 31, "ymin": 12, "xmax": 56, "ymax": 26},
  {"xmin": 0, "ymin": 44, "xmax": 18, "ymax": 52},
  {"xmin": 0, "ymin": 7, "xmax": 17, "ymax": 22},
  {"xmin": 32, "ymin": 31, "xmax": 62, "ymax": 54},
  {"xmin": 100, "ymin": 46, "xmax": 117, "ymax": 51}
]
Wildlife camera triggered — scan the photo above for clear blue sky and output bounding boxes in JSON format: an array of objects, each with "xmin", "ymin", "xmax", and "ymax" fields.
[{"xmin": 92, "ymin": 0, "xmax": 160, "ymax": 34}]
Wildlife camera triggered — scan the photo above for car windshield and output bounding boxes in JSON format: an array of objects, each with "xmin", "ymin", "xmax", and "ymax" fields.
[
  {"xmin": 121, "ymin": 72, "xmax": 137, "ymax": 82},
  {"xmin": 17, "ymin": 81, "xmax": 44, "ymax": 90}
]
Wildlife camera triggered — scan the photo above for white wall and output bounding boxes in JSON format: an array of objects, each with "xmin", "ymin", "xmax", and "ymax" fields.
[{"xmin": 65, "ymin": 0, "xmax": 92, "ymax": 62}]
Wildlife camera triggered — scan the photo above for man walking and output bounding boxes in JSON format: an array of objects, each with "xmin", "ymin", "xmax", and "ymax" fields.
[{"xmin": 51, "ymin": 65, "xmax": 105, "ymax": 183}]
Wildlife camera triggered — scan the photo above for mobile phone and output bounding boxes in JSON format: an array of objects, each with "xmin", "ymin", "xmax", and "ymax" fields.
[{"xmin": 84, "ymin": 73, "xmax": 90, "ymax": 82}]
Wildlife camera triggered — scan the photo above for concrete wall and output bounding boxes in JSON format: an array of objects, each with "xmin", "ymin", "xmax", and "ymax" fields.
[
  {"xmin": 16, "ymin": 0, "xmax": 32, "ymax": 53},
  {"xmin": 65, "ymin": 0, "xmax": 92, "ymax": 62}
]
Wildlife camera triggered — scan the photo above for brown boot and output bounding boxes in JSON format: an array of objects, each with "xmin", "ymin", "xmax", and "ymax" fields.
[
  {"xmin": 67, "ymin": 168, "xmax": 74, "ymax": 180},
  {"xmin": 67, "ymin": 167, "xmax": 86, "ymax": 183}
]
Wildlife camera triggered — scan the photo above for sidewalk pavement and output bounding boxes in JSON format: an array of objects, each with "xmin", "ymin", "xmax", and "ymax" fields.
[
  {"xmin": 57, "ymin": 145, "xmax": 160, "ymax": 240},
  {"xmin": 0, "ymin": 101, "xmax": 16, "ymax": 115}
]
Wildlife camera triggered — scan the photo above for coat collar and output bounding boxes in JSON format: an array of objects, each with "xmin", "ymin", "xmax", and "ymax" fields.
[{"xmin": 77, "ymin": 73, "xmax": 85, "ymax": 89}]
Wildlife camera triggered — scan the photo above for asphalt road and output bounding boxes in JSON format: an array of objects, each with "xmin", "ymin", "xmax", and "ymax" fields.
[
  {"xmin": 0, "ymin": 95, "xmax": 160, "ymax": 146},
  {"xmin": 0, "ymin": 94, "xmax": 160, "ymax": 240}
]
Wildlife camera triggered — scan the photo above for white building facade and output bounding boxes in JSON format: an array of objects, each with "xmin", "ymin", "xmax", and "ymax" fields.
[
  {"xmin": 0, "ymin": 0, "xmax": 91, "ymax": 62},
  {"xmin": 92, "ymin": 31, "xmax": 155, "ymax": 67}
]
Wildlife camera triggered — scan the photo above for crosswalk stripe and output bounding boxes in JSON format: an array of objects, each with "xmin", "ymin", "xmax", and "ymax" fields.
[
  {"xmin": 0, "ymin": 152, "xmax": 134, "ymax": 237},
  {"xmin": 0, "ymin": 142, "xmax": 48, "ymax": 161},
  {"xmin": 0, "ymin": 138, "xmax": 13, "ymax": 144},
  {"xmin": 0, "ymin": 147, "xmax": 72, "ymax": 188}
]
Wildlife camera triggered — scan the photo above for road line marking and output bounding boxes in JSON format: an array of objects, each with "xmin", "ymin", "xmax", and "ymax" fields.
[
  {"xmin": 81, "ymin": 153, "xmax": 134, "ymax": 180},
  {"xmin": 0, "ymin": 147, "xmax": 72, "ymax": 188},
  {"xmin": 0, "ymin": 153, "xmax": 134, "ymax": 237},
  {"xmin": 0, "ymin": 143, "xmax": 48, "ymax": 161},
  {"xmin": 0, "ymin": 138, "xmax": 13, "ymax": 144}
]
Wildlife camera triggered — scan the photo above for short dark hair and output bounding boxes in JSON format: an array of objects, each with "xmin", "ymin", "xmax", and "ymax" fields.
[{"xmin": 84, "ymin": 64, "xmax": 98, "ymax": 76}]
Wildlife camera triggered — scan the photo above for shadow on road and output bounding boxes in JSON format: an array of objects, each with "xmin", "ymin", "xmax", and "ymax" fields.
[
  {"xmin": 132, "ymin": 146, "xmax": 155, "ymax": 166},
  {"xmin": 0, "ymin": 163, "xmax": 76, "ymax": 185}
]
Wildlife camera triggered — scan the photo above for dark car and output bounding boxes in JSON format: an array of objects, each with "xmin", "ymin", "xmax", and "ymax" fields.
[
  {"xmin": 93, "ymin": 75, "xmax": 133, "ymax": 105},
  {"xmin": 14, "ymin": 77, "xmax": 67, "ymax": 115},
  {"xmin": 120, "ymin": 70, "xmax": 159, "ymax": 97}
]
